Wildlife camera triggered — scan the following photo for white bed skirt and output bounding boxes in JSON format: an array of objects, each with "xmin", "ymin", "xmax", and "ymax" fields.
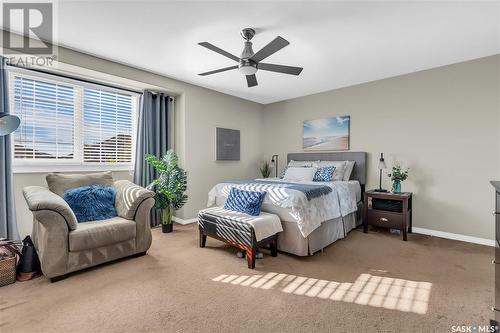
[
  {"xmin": 214, "ymin": 195, "xmax": 363, "ymax": 256},
  {"xmin": 278, "ymin": 204, "xmax": 363, "ymax": 256}
]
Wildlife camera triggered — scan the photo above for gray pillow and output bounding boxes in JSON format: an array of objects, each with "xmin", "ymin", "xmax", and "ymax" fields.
[{"xmin": 46, "ymin": 171, "xmax": 114, "ymax": 197}]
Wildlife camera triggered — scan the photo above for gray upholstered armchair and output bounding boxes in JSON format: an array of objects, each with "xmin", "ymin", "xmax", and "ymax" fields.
[{"xmin": 23, "ymin": 174, "xmax": 155, "ymax": 282}]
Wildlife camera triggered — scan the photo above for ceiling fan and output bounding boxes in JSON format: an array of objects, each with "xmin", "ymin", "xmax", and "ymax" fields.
[{"xmin": 198, "ymin": 28, "xmax": 303, "ymax": 87}]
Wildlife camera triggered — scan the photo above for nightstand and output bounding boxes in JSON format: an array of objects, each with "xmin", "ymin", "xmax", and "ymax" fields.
[{"xmin": 363, "ymin": 190, "xmax": 413, "ymax": 241}]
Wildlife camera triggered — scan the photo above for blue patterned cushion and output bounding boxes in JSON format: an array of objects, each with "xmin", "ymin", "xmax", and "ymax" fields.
[
  {"xmin": 64, "ymin": 186, "xmax": 117, "ymax": 222},
  {"xmin": 223, "ymin": 187, "xmax": 266, "ymax": 216},
  {"xmin": 280, "ymin": 167, "xmax": 288, "ymax": 178},
  {"xmin": 313, "ymin": 166, "xmax": 336, "ymax": 182}
]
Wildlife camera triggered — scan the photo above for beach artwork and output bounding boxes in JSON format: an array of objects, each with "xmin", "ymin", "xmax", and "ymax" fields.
[{"xmin": 303, "ymin": 116, "xmax": 350, "ymax": 151}]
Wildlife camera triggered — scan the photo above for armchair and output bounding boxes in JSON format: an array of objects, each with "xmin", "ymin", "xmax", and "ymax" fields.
[{"xmin": 23, "ymin": 178, "xmax": 155, "ymax": 281}]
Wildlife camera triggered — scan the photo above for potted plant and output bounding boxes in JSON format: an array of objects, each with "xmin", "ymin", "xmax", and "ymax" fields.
[
  {"xmin": 387, "ymin": 164, "xmax": 409, "ymax": 193},
  {"xmin": 260, "ymin": 160, "xmax": 272, "ymax": 178},
  {"xmin": 146, "ymin": 150, "xmax": 188, "ymax": 233}
]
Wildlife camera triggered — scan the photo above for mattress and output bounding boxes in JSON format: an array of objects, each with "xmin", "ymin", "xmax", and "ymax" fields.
[
  {"xmin": 209, "ymin": 179, "xmax": 361, "ymax": 237},
  {"xmin": 213, "ymin": 180, "xmax": 361, "ymax": 224},
  {"xmin": 347, "ymin": 180, "xmax": 362, "ymax": 203},
  {"xmin": 209, "ymin": 179, "xmax": 362, "ymax": 256}
]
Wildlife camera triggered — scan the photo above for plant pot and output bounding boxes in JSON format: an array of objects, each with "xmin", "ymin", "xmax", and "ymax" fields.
[
  {"xmin": 162, "ymin": 223, "xmax": 173, "ymax": 233},
  {"xmin": 161, "ymin": 206, "xmax": 173, "ymax": 233},
  {"xmin": 392, "ymin": 180, "xmax": 402, "ymax": 193}
]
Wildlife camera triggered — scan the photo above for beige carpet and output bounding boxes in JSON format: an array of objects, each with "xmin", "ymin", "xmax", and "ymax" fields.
[{"xmin": 0, "ymin": 223, "xmax": 493, "ymax": 333}]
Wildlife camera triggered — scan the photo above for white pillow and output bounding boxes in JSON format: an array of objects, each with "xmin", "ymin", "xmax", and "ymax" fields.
[
  {"xmin": 343, "ymin": 161, "xmax": 356, "ymax": 181},
  {"xmin": 283, "ymin": 167, "xmax": 317, "ymax": 182},
  {"xmin": 317, "ymin": 161, "xmax": 347, "ymax": 181},
  {"xmin": 287, "ymin": 160, "xmax": 318, "ymax": 168}
]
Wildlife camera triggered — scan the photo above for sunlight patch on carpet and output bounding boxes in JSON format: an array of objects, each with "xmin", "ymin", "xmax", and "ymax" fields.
[{"xmin": 211, "ymin": 273, "xmax": 431, "ymax": 314}]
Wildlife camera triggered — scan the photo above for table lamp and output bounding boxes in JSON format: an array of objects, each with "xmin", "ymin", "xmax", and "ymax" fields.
[
  {"xmin": 374, "ymin": 152, "xmax": 388, "ymax": 192},
  {"xmin": 271, "ymin": 154, "xmax": 279, "ymax": 178}
]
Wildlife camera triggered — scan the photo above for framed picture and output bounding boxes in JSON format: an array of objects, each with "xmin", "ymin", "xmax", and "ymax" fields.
[
  {"xmin": 215, "ymin": 127, "xmax": 240, "ymax": 161},
  {"xmin": 303, "ymin": 116, "xmax": 350, "ymax": 151}
]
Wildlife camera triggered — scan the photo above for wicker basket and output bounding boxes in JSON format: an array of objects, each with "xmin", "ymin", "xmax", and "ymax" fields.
[{"xmin": 0, "ymin": 255, "xmax": 17, "ymax": 287}]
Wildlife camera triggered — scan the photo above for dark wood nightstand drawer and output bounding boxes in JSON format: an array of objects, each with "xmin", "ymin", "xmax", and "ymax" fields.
[
  {"xmin": 363, "ymin": 190, "xmax": 412, "ymax": 241},
  {"xmin": 367, "ymin": 210, "xmax": 403, "ymax": 229}
]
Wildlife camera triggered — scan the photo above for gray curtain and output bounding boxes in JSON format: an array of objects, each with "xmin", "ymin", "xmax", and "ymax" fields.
[
  {"xmin": 0, "ymin": 58, "xmax": 19, "ymax": 240},
  {"xmin": 134, "ymin": 91, "xmax": 170, "ymax": 227}
]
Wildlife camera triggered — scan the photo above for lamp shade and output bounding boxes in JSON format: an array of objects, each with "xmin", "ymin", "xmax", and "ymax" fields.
[
  {"xmin": 378, "ymin": 152, "xmax": 387, "ymax": 170},
  {"xmin": 0, "ymin": 112, "xmax": 20, "ymax": 136}
]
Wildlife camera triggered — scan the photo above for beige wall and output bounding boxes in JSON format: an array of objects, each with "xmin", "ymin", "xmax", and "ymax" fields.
[
  {"xmin": 7, "ymin": 32, "xmax": 499, "ymax": 241},
  {"xmin": 261, "ymin": 55, "xmax": 500, "ymax": 240},
  {"xmin": 181, "ymin": 87, "xmax": 264, "ymax": 219},
  {"xmin": 55, "ymin": 47, "xmax": 265, "ymax": 220},
  {"xmin": 10, "ymin": 41, "xmax": 264, "ymax": 236}
]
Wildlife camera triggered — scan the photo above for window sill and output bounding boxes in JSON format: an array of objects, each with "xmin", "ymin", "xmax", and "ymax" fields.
[{"xmin": 13, "ymin": 164, "xmax": 134, "ymax": 174}]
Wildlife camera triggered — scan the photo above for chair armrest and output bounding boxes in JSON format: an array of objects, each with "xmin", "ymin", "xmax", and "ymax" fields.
[
  {"xmin": 23, "ymin": 186, "xmax": 78, "ymax": 231},
  {"xmin": 114, "ymin": 180, "xmax": 155, "ymax": 220},
  {"xmin": 134, "ymin": 197, "xmax": 155, "ymax": 253},
  {"xmin": 31, "ymin": 210, "xmax": 70, "ymax": 278}
]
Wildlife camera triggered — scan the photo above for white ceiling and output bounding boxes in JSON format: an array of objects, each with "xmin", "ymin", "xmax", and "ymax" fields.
[{"xmin": 25, "ymin": 1, "xmax": 500, "ymax": 104}]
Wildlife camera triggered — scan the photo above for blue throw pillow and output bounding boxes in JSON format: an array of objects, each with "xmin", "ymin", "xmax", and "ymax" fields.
[
  {"xmin": 313, "ymin": 166, "xmax": 336, "ymax": 182},
  {"xmin": 64, "ymin": 186, "xmax": 117, "ymax": 223},
  {"xmin": 224, "ymin": 187, "xmax": 266, "ymax": 216}
]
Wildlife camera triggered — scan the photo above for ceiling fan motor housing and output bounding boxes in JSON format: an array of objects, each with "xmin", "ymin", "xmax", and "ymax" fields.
[
  {"xmin": 239, "ymin": 30, "xmax": 257, "ymax": 75},
  {"xmin": 238, "ymin": 59, "xmax": 257, "ymax": 75},
  {"xmin": 240, "ymin": 41, "xmax": 254, "ymax": 59}
]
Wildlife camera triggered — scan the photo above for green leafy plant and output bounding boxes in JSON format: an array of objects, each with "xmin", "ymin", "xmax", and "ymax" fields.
[
  {"xmin": 388, "ymin": 164, "xmax": 409, "ymax": 182},
  {"xmin": 146, "ymin": 150, "xmax": 188, "ymax": 224},
  {"xmin": 260, "ymin": 160, "xmax": 272, "ymax": 178}
]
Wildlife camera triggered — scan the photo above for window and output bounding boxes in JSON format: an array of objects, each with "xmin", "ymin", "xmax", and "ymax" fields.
[
  {"xmin": 8, "ymin": 68, "xmax": 139, "ymax": 172},
  {"xmin": 83, "ymin": 88, "xmax": 134, "ymax": 163}
]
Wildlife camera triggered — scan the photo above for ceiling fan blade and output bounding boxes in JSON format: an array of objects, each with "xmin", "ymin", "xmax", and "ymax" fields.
[
  {"xmin": 250, "ymin": 36, "xmax": 289, "ymax": 63},
  {"xmin": 198, "ymin": 42, "xmax": 240, "ymax": 62},
  {"xmin": 258, "ymin": 63, "xmax": 303, "ymax": 76},
  {"xmin": 246, "ymin": 74, "xmax": 258, "ymax": 87},
  {"xmin": 198, "ymin": 65, "xmax": 238, "ymax": 76}
]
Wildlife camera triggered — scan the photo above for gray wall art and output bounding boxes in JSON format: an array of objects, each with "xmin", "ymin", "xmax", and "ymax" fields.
[{"xmin": 215, "ymin": 127, "xmax": 240, "ymax": 161}]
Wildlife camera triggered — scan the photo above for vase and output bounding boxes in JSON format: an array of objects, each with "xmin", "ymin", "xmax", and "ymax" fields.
[
  {"xmin": 161, "ymin": 206, "xmax": 173, "ymax": 233},
  {"xmin": 392, "ymin": 180, "xmax": 401, "ymax": 193}
]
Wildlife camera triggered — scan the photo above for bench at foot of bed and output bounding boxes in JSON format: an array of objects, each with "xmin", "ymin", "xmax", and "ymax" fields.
[{"xmin": 198, "ymin": 207, "xmax": 281, "ymax": 269}]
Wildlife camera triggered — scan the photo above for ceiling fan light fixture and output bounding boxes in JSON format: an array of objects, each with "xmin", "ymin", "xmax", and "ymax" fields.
[
  {"xmin": 238, "ymin": 60, "xmax": 257, "ymax": 75},
  {"xmin": 198, "ymin": 28, "xmax": 303, "ymax": 87}
]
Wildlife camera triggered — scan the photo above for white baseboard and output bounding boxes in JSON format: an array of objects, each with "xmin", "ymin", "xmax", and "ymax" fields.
[
  {"xmin": 171, "ymin": 217, "xmax": 494, "ymax": 246},
  {"xmin": 172, "ymin": 216, "xmax": 198, "ymax": 225},
  {"xmin": 412, "ymin": 227, "xmax": 495, "ymax": 247}
]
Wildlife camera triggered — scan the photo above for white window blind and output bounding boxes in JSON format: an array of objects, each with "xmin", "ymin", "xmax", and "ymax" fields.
[
  {"xmin": 83, "ymin": 88, "xmax": 134, "ymax": 163},
  {"xmin": 12, "ymin": 75, "xmax": 76, "ymax": 160},
  {"xmin": 8, "ymin": 68, "xmax": 138, "ymax": 171}
]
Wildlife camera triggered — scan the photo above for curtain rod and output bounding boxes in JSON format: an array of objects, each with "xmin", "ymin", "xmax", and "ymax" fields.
[{"xmin": 6, "ymin": 63, "xmax": 174, "ymax": 101}]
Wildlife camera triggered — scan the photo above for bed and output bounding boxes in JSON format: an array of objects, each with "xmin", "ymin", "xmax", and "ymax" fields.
[{"xmin": 207, "ymin": 152, "xmax": 366, "ymax": 256}]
